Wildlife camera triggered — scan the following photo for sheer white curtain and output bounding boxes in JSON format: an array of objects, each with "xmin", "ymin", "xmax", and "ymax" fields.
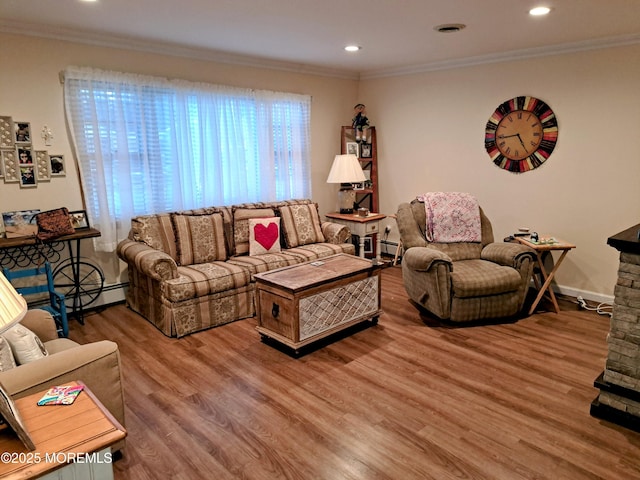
[{"xmin": 63, "ymin": 66, "xmax": 311, "ymax": 252}]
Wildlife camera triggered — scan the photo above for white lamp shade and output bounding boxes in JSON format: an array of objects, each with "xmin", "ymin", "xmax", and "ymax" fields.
[
  {"xmin": 326, "ymin": 154, "xmax": 366, "ymax": 184},
  {"xmin": 0, "ymin": 272, "xmax": 27, "ymax": 334}
]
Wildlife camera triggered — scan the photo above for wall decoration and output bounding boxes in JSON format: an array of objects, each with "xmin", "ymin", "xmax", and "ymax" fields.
[
  {"xmin": 50, "ymin": 154, "xmax": 66, "ymax": 176},
  {"xmin": 1, "ymin": 150, "xmax": 18, "ymax": 183},
  {"xmin": 14, "ymin": 122, "xmax": 31, "ymax": 144},
  {"xmin": 484, "ymin": 96, "xmax": 558, "ymax": 173},
  {"xmin": 34, "ymin": 150, "xmax": 51, "ymax": 181},
  {"xmin": 1, "ymin": 114, "xmax": 66, "ymax": 187},
  {"xmin": 0, "ymin": 117, "xmax": 14, "ymax": 149},
  {"xmin": 360, "ymin": 143, "xmax": 372, "ymax": 158},
  {"xmin": 19, "ymin": 165, "xmax": 37, "ymax": 188}
]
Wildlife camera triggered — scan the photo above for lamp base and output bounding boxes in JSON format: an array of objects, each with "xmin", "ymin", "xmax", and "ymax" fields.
[{"xmin": 337, "ymin": 188, "xmax": 356, "ymax": 214}]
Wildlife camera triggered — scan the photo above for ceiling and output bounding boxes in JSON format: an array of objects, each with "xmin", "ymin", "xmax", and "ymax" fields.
[{"xmin": 1, "ymin": 0, "xmax": 640, "ymax": 78}]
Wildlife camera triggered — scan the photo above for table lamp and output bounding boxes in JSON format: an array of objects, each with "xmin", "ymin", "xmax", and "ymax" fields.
[
  {"xmin": 0, "ymin": 271, "xmax": 27, "ymax": 334},
  {"xmin": 326, "ymin": 154, "xmax": 366, "ymax": 214}
]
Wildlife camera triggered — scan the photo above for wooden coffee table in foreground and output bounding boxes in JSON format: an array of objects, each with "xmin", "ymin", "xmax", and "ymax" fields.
[{"xmin": 254, "ymin": 254, "xmax": 382, "ymax": 355}]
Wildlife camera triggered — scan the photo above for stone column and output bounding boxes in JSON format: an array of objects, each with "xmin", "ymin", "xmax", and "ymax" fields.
[{"xmin": 591, "ymin": 224, "xmax": 640, "ymax": 432}]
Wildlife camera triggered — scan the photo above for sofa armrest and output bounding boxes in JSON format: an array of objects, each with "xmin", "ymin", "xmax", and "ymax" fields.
[
  {"xmin": 321, "ymin": 221, "xmax": 351, "ymax": 245},
  {"xmin": 19, "ymin": 309, "xmax": 58, "ymax": 342},
  {"xmin": 117, "ymin": 238, "xmax": 178, "ymax": 281},
  {"xmin": 0, "ymin": 340, "xmax": 126, "ymax": 430},
  {"xmin": 481, "ymin": 242, "xmax": 536, "ymax": 268},
  {"xmin": 403, "ymin": 246, "xmax": 452, "ymax": 272}
]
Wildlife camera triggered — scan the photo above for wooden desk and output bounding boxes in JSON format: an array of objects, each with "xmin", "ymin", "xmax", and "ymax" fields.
[
  {"xmin": 325, "ymin": 212, "xmax": 386, "ymax": 262},
  {"xmin": 515, "ymin": 236, "xmax": 576, "ymax": 314},
  {"xmin": 0, "ymin": 381, "xmax": 125, "ymax": 480}
]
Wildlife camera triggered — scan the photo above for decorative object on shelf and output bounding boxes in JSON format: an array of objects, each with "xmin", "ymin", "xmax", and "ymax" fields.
[
  {"xmin": 2, "ymin": 210, "xmax": 40, "ymax": 238},
  {"xmin": 0, "ymin": 114, "xmax": 66, "ymax": 187},
  {"xmin": 326, "ymin": 154, "xmax": 366, "ymax": 214},
  {"xmin": 484, "ymin": 96, "xmax": 558, "ymax": 173},
  {"xmin": 70, "ymin": 210, "xmax": 90, "ymax": 230},
  {"xmin": 34, "ymin": 207, "xmax": 75, "ymax": 241},
  {"xmin": 41, "ymin": 125, "xmax": 54, "ymax": 146},
  {"xmin": 352, "ymin": 103, "xmax": 370, "ymax": 143}
]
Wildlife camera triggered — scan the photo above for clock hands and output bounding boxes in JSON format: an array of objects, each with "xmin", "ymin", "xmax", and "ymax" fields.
[{"xmin": 498, "ymin": 133, "xmax": 528, "ymax": 152}]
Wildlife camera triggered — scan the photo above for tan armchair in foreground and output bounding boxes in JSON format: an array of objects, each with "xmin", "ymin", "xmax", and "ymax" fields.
[
  {"xmin": 397, "ymin": 198, "xmax": 536, "ymax": 323},
  {"xmin": 0, "ymin": 309, "xmax": 126, "ymax": 452}
]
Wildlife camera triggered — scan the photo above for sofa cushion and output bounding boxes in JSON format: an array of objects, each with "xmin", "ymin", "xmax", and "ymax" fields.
[
  {"xmin": 172, "ymin": 213, "xmax": 227, "ymax": 265},
  {"xmin": 279, "ymin": 203, "xmax": 325, "ymax": 248},
  {"xmin": 162, "ymin": 262, "xmax": 251, "ymax": 302},
  {"xmin": 286, "ymin": 243, "xmax": 354, "ymax": 262},
  {"xmin": 450, "ymin": 259, "xmax": 522, "ymax": 298},
  {"xmin": 227, "ymin": 251, "xmax": 304, "ymax": 276},
  {"xmin": 249, "ymin": 217, "xmax": 281, "ymax": 255},
  {"xmin": 232, "ymin": 207, "xmax": 276, "ymax": 256}
]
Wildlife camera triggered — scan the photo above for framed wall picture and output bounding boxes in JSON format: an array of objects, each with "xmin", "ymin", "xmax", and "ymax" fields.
[
  {"xmin": 50, "ymin": 154, "xmax": 65, "ymax": 176},
  {"xmin": 16, "ymin": 147, "xmax": 33, "ymax": 165},
  {"xmin": 0, "ymin": 382, "xmax": 36, "ymax": 450},
  {"xmin": 14, "ymin": 122, "xmax": 31, "ymax": 145},
  {"xmin": 19, "ymin": 165, "xmax": 37, "ymax": 188},
  {"xmin": 70, "ymin": 210, "xmax": 90, "ymax": 229}
]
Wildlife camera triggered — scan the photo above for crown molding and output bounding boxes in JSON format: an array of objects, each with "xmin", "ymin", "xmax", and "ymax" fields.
[
  {"xmin": 0, "ymin": 20, "xmax": 360, "ymax": 81},
  {"xmin": 360, "ymin": 33, "xmax": 640, "ymax": 79},
  {"xmin": 2, "ymin": 19, "xmax": 639, "ymax": 82}
]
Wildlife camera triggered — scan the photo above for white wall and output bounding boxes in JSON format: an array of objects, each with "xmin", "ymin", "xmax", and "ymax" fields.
[
  {"xmin": 0, "ymin": 32, "xmax": 358, "ymax": 287},
  {"xmin": 362, "ymin": 44, "xmax": 640, "ymax": 300}
]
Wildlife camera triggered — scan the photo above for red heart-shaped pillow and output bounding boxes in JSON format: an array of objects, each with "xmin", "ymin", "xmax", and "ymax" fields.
[{"xmin": 254, "ymin": 222, "xmax": 279, "ymax": 250}]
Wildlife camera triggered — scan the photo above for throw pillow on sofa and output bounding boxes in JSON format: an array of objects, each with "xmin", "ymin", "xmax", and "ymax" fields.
[
  {"xmin": 0, "ymin": 337, "xmax": 16, "ymax": 371},
  {"xmin": 2, "ymin": 324, "xmax": 48, "ymax": 365},
  {"xmin": 249, "ymin": 217, "xmax": 282, "ymax": 255},
  {"xmin": 232, "ymin": 207, "xmax": 276, "ymax": 256},
  {"xmin": 172, "ymin": 213, "xmax": 227, "ymax": 265},
  {"xmin": 279, "ymin": 203, "xmax": 325, "ymax": 248}
]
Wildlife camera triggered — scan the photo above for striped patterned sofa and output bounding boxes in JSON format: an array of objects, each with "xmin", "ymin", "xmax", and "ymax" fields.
[
  {"xmin": 117, "ymin": 199, "xmax": 355, "ymax": 337},
  {"xmin": 396, "ymin": 198, "xmax": 536, "ymax": 323}
]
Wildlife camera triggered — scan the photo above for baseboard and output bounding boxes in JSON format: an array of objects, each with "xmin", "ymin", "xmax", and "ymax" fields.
[{"xmin": 553, "ymin": 285, "xmax": 614, "ymax": 306}]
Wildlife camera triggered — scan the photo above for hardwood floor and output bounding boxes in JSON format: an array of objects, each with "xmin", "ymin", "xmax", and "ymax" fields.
[{"xmin": 69, "ymin": 265, "xmax": 640, "ymax": 480}]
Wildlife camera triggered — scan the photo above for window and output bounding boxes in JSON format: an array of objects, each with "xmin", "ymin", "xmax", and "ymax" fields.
[{"xmin": 63, "ymin": 67, "xmax": 311, "ymax": 252}]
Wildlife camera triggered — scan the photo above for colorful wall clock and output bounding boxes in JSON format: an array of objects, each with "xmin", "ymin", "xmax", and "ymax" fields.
[{"xmin": 484, "ymin": 96, "xmax": 558, "ymax": 173}]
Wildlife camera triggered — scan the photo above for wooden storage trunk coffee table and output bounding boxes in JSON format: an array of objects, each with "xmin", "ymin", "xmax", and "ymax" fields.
[{"xmin": 254, "ymin": 254, "xmax": 382, "ymax": 354}]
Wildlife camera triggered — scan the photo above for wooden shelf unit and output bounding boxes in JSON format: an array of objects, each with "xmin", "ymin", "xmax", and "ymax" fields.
[{"xmin": 340, "ymin": 126, "xmax": 378, "ymax": 213}]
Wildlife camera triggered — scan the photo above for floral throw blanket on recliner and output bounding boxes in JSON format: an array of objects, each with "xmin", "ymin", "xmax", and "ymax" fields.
[{"xmin": 417, "ymin": 192, "xmax": 481, "ymax": 243}]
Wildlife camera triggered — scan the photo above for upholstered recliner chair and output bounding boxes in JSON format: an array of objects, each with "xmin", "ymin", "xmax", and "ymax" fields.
[
  {"xmin": 0, "ymin": 309, "xmax": 126, "ymax": 452},
  {"xmin": 396, "ymin": 197, "xmax": 536, "ymax": 322}
]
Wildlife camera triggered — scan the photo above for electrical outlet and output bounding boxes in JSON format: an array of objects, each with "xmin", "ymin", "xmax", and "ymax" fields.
[{"xmin": 384, "ymin": 225, "xmax": 391, "ymax": 234}]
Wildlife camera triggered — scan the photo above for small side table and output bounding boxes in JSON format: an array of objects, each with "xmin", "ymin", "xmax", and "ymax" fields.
[
  {"xmin": 325, "ymin": 212, "xmax": 386, "ymax": 262},
  {"xmin": 515, "ymin": 236, "xmax": 576, "ymax": 314},
  {"xmin": 0, "ymin": 381, "xmax": 126, "ymax": 479}
]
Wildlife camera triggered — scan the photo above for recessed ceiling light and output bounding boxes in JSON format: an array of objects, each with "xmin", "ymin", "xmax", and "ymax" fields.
[
  {"xmin": 529, "ymin": 6, "xmax": 551, "ymax": 16},
  {"xmin": 344, "ymin": 45, "xmax": 361, "ymax": 52},
  {"xmin": 434, "ymin": 24, "xmax": 466, "ymax": 33}
]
